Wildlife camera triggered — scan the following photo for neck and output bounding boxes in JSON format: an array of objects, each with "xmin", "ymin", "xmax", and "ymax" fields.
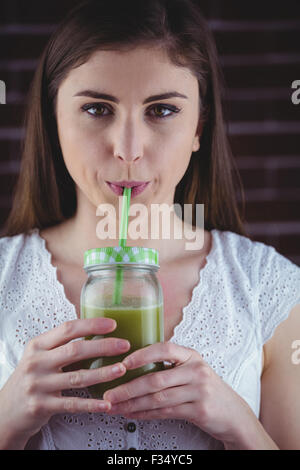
[{"xmin": 50, "ymin": 191, "xmax": 205, "ymax": 267}]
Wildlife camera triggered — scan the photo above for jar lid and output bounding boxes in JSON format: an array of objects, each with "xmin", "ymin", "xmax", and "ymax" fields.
[{"xmin": 84, "ymin": 246, "xmax": 159, "ymax": 269}]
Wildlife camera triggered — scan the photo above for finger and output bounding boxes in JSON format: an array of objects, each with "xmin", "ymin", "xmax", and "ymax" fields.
[
  {"xmin": 39, "ymin": 362, "xmax": 127, "ymax": 392},
  {"xmin": 107, "ymin": 385, "xmax": 196, "ymax": 415},
  {"xmin": 103, "ymin": 365, "xmax": 189, "ymax": 404},
  {"xmin": 28, "ymin": 317, "xmax": 117, "ymax": 351},
  {"xmin": 50, "ymin": 337, "xmax": 131, "ymax": 369},
  {"xmin": 121, "ymin": 403, "xmax": 193, "ymax": 421},
  {"xmin": 122, "ymin": 342, "xmax": 193, "ymax": 370},
  {"xmin": 45, "ymin": 395, "xmax": 112, "ymax": 414}
]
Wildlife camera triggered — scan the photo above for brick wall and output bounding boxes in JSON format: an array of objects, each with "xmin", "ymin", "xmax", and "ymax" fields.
[{"xmin": 0, "ymin": 0, "xmax": 299, "ymax": 264}]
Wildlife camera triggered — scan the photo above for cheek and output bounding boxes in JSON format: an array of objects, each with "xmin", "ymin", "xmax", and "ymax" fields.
[
  {"xmin": 159, "ymin": 135, "xmax": 194, "ymax": 186},
  {"xmin": 160, "ymin": 127, "xmax": 194, "ymax": 167},
  {"xmin": 57, "ymin": 114, "xmax": 101, "ymax": 174},
  {"xmin": 173, "ymin": 122, "xmax": 197, "ymax": 149}
]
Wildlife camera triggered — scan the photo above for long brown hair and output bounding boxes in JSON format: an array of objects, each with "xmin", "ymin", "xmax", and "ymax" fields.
[{"xmin": 3, "ymin": 0, "xmax": 247, "ymax": 237}]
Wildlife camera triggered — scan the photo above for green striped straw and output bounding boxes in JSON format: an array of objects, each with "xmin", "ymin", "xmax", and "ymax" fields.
[{"xmin": 113, "ymin": 187, "xmax": 131, "ymax": 304}]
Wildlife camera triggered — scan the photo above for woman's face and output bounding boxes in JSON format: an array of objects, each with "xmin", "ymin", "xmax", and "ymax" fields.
[{"xmin": 55, "ymin": 46, "xmax": 201, "ymax": 210}]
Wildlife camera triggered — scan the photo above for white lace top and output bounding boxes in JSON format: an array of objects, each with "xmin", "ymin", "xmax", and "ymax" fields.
[{"xmin": 0, "ymin": 228, "xmax": 300, "ymax": 450}]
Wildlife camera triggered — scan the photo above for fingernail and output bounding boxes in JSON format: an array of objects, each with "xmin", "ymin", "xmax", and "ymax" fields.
[
  {"xmin": 98, "ymin": 401, "xmax": 111, "ymax": 411},
  {"xmin": 118, "ymin": 340, "xmax": 130, "ymax": 350},
  {"xmin": 112, "ymin": 364, "xmax": 124, "ymax": 374},
  {"xmin": 102, "ymin": 318, "xmax": 116, "ymax": 328}
]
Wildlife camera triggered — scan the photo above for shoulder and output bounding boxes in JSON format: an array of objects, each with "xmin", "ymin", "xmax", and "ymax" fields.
[
  {"xmin": 214, "ymin": 229, "xmax": 300, "ymax": 281},
  {"xmin": 0, "ymin": 231, "xmax": 26, "ymax": 280},
  {"xmin": 0, "ymin": 228, "xmax": 43, "ymax": 289},
  {"xmin": 212, "ymin": 229, "xmax": 275, "ymax": 277},
  {"xmin": 0, "ymin": 229, "xmax": 37, "ymax": 276},
  {"xmin": 213, "ymin": 229, "xmax": 267, "ymax": 260},
  {"xmin": 215, "ymin": 229, "xmax": 300, "ymax": 338},
  {"xmin": 0, "ymin": 228, "xmax": 38, "ymax": 253},
  {"xmin": 0, "ymin": 230, "xmax": 26, "ymax": 252}
]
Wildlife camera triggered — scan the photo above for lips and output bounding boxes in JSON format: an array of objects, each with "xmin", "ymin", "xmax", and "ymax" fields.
[
  {"xmin": 110, "ymin": 181, "xmax": 148, "ymax": 188},
  {"xmin": 106, "ymin": 181, "xmax": 150, "ymax": 198}
]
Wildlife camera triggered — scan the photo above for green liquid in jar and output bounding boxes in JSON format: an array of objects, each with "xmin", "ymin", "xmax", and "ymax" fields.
[{"xmin": 81, "ymin": 302, "xmax": 164, "ymax": 398}]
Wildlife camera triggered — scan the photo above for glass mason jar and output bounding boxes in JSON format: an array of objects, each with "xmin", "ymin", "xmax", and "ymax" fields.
[{"xmin": 80, "ymin": 246, "xmax": 164, "ymax": 399}]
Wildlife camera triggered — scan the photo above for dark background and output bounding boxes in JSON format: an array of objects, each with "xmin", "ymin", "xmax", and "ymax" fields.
[{"xmin": 0, "ymin": 0, "xmax": 299, "ymax": 264}]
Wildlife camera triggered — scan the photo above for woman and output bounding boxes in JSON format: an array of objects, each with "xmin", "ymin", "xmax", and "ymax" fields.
[{"xmin": 0, "ymin": 0, "xmax": 299, "ymax": 450}]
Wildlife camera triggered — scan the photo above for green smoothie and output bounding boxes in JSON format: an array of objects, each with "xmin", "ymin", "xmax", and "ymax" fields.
[{"xmin": 81, "ymin": 302, "xmax": 164, "ymax": 398}]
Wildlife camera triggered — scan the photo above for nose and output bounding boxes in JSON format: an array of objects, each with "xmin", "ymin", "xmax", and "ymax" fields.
[
  {"xmin": 116, "ymin": 154, "xmax": 141, "ymax": 164},
  {"xmin": 112, "ymin": 117, "xmax": 143, "ymax": 164}
]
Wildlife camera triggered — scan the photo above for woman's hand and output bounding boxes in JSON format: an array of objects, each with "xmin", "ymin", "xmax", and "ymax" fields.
[
  {"xmin": 103, "ymin": 342, "xmax": 261, "ymax": 447},
  {"xmin": 0, "ymin": 317, "xmax": 130, "ymax": 449}
]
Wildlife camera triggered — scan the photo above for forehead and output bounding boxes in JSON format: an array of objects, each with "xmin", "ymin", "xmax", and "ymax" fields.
[{"xmin": 60, "ymin": 46, "xmax": 198, "ymax": 99}]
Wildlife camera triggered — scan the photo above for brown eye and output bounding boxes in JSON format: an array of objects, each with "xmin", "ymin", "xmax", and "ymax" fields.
[
  {"xmin": 149, "ymin": 104, "xmax": 180, "ymax": 119},
  {"xmin": 153, "ymin": 105, "xmax": 167, "ymax": 117},
  {"xmin": 82, "ymin": 103, "xmax": 112, "ymax": 117}
]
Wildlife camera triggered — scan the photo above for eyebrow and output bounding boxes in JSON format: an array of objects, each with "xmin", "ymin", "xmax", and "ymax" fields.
[{"xmin": 73, "ymin": 90, "xmax": 188, "ymax": 104}]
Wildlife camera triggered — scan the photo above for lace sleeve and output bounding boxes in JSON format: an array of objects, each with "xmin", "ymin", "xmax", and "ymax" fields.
[{"xmin": 255, "ymin": 244, "xmax": 300, "ymax": 345}]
